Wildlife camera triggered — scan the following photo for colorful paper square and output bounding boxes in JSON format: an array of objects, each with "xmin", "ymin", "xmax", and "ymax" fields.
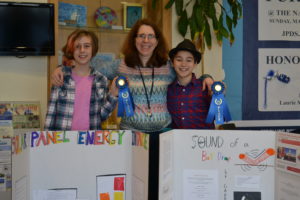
[
  {"xmin": 99, "ymin": 192, "xmax": 110, "ymax": 200},
  {"xmin": 114, "ymin": 191, "xmax": 124, "ymax": 200},
  {"xmin": 114, "ymin": 177, "xmax": 125, "ymax": 191}
]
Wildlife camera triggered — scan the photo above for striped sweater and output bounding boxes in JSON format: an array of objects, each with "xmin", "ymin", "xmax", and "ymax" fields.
[{"xmin": 93, "ymin": 59, "xmax": 175, "ymax": 133}]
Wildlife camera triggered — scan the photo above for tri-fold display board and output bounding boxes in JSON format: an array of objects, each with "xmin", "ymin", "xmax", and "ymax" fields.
[
  {"xmin": 12, "ymin": 130, "xmax": 149, "ymax": 200},
  {"xmin": 11, "ymin": 129, "xmax": 300, "ymax": 200},
  {"xmin": 159, "ymin": 130, "xmax": 300, "ymax": 200}
]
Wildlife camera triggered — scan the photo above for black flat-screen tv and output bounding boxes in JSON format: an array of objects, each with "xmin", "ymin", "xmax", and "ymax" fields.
[{"xmin": 0, "ymin": 2, "xmax": 55, "ymax": 56}]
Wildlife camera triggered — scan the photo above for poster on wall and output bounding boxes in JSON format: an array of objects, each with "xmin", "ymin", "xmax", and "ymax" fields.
[
  {"xmin": 0, "ymin": 103, "xmax": 13, "ymax": 137},
  {"xmin": 0, "ymin": 138, "xmax": 11, "ymax": 192},
  {"xmin": 259, "ymin": 0, "xmax": 300, "ymax": 41},
  {"xmin": 243, "ymin": 0, "xmax": 300, "ymax": 125},
  {"xmin": 258, "ymin": 48, "xmax": 300, "ymax": 111},
  {"xmin": 12, "ymin": 102, "xmax": 40, "ymax": 129}
]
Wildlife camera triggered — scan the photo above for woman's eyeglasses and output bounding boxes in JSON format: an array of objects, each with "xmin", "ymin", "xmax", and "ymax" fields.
[{"xmin": 136, "ymin": 34, "xmax": 157, "ymax": 40}]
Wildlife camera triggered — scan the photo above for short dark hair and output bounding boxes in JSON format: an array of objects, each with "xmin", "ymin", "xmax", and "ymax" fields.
[
  {"xmin": 62, "ymin": 29, "xmax": 98, "ymax": 60},
  {"xmin": 121, "ymin": 18, "xmax": 169, "ymax": 68}
]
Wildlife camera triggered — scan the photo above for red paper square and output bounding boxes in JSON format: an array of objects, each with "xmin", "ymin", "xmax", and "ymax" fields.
[{"xmin": 114, "ymin": 177, "xmax": 125, "ymax": 191}]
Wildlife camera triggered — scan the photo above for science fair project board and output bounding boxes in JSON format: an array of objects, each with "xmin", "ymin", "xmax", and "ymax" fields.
[
  {"xmin": 159, "ymin": 130, "xmax": 277, "ymax": 200},
  {"xmin": 11, "ymin": 130, "xmax": 149, "ymax": 200},
  {"xmin": 275, "ymin": 132, "xmax": 300, "ymax": 200}
]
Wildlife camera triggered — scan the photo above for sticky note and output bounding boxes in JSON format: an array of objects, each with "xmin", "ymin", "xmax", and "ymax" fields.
[
  {"xmin": 114, "ymin": 177, "xmax": 125, "ymax": 191},
  {"xmin": 114, "ymin": 191, "xmax": 124, "ymax": 200},
  {"xmin": 100, "ymin": 192, "xmax": 110, "ymax": 200}
]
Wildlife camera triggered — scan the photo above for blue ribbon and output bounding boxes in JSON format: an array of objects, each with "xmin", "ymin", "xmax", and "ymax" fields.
[
  {"xmin": 116, "ymin": 76, "xmax": 135, "ymax": 117},
  {"xmin": 263, "ymin": 70, "xmax": 290, "ymax": 109},
  {"xmin": 206, "ymin": 81, "xmax": 231, "ymax": 125}
]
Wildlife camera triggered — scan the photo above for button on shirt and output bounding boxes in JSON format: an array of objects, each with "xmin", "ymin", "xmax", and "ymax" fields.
[{"xmin": 167, "ymin": 74, "xmax": 215, "ymax": 129}]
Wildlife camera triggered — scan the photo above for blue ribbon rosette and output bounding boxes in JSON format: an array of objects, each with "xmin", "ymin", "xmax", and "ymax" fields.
[
  {"xmin": 206, "ymin": 81, "xmax": 231, "ymax": 125},
  {"xmin": 116, "ymin": 76, "xmax": 135, "ymax": 117}
]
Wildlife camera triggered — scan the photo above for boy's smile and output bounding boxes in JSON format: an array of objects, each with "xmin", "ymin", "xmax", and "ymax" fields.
[{"xmin": 173, "ymin": 50, "xmax": 197, "ymax": 86}]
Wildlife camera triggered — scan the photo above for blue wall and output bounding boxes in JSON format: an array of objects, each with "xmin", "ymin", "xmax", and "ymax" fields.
[{"xmin": 222, "ymin": 1, "xmax": 243, "ymax": 120}]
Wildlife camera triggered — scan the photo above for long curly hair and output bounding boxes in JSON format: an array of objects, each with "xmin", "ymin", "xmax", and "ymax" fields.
[{"xmin": 121, "ymin": 19, "xmax": 169, "ymax": 68}]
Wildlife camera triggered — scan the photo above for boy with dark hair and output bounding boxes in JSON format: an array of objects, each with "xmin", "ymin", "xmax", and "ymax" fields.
[{"xmin": 167, "ymin": 39, "xmax": 215, "ymax": 129}]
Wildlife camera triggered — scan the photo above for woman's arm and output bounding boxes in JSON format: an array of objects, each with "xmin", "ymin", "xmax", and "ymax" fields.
[{"xmin": 51, "ymin": 59, "xmax": 122, "ymax": 86}]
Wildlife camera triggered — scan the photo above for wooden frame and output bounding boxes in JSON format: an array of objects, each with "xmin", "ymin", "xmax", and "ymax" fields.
[{"xmin": 123, "ymin": 3, "xmax": 144, "ymax": 31}]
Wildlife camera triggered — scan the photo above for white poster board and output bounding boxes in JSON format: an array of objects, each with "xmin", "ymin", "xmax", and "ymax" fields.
[
  {"xmin": 12, "ymin": 130, "xmax": 149, "ymax": 200},
  {"xmin": 159, "ymin": 130, "xmax": 277, "ymax": 200},
  {"xmin": 258, "ymin": 48, "xmax": 300, "ymax": 111},
  {"xmin": 276, "ymin": 132, "xmax": 300, "ymax": 200},
  {"xmin": 259, "ymin": 1, "xmax": 300, "ymax": 41}
]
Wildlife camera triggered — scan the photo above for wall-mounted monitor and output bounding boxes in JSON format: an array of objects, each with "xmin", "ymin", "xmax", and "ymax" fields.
[{"xmin": 0, "ymin": 2, "xmax": 55, "ymax": 56}]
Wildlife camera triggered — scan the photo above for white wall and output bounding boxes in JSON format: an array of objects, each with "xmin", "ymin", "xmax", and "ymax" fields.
[
  {"xmin": 0, "ymin": 0, "xmax": 48, "ymax": 129},
  {"xmin": 171, "ymin": 2, "xmax": 224, "ymax": 81}
]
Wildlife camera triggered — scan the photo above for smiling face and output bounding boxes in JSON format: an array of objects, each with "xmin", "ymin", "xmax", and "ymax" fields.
[
  {"xmin": 172, "ymin": 50, "xmax": 197, "ymax": 84},
  {"xmin": 73, "ymin": 35, "xmax": 93, "ymax": 67},
  {"xmin": 135, "ymin": 25, "xmax": 158, "ymax": 60}
]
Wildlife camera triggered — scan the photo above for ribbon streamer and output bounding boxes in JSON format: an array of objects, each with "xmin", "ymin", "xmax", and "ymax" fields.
[
  {"xmin": 116, "ymin": 76, "xmax": 135, "ymax": 117},
  {"xmin": 206, "ymin": 81, "xmax": 231, "ymax": 125},
  {"xmin": 263, "ymin": 70, "xmax": 290, "ymax": 109}
]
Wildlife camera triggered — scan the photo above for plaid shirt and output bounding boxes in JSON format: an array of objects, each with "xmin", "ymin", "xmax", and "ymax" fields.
[
  {"xmin": 44, "ymin": 66, "xmax": 117, "ymax": 130},
  {"xmin": 167, "ymin": 74, "xmax": 215, "ymax": 129}
]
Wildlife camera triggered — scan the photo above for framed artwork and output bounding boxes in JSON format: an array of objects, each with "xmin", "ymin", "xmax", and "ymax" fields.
[
  {"xmin": 123, "ymin": 3, "xmax": 144, "ymax": 31},
  {"xmin": 58, "ymin": 2, "xmax": 87, "ymax": 27}
]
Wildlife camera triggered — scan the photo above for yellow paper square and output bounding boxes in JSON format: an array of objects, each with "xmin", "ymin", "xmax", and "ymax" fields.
[{"xmin": 114, "ymin": 191, "xmax": 124, "ymax": 200}]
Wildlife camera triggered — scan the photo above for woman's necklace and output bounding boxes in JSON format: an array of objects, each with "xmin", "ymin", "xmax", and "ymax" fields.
[{"xmin": 137, "ymin": 65, "xmax": 154, "ymax": 117}]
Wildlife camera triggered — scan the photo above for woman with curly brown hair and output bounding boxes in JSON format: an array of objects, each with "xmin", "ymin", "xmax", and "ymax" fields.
[{"xmin": 51, "ymin": 19, "xmax": 213, "ymax": 199}]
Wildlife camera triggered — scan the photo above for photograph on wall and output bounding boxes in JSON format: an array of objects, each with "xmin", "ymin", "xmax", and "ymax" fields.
[
  {"xmin": 0, "ymin": 103, "xmax": 13, "ymax": 137},
  {"xmin": 58, "ymin": 2, "xmax": 87, "ymax": 27},
  {"xmin": 258, "ymin": 48, "xmax": 300, "ymax": 111},
  {"xmin": 0, "ymin": 103, "xmax": 12, "ymax": 121},
  {"xmin": 123, "ymin": 3, "xmax": 144, "ymax": 30},
  {"xmin": 12, "ymin": 102, "xmax": 41, "ymax": 129},
  {"xmin": 96, "ymin": 174, "xmax": 126, "ymax": 200}
]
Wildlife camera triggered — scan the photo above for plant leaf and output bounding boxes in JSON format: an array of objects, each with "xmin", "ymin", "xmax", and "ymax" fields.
[
  {"xmin": 216, "ymin": 31, "xmax": 223, "ymax": 46},
  {"xmin": 226, "ymin": 15, "xmax": 232, "ymax": 32},
  {"xmin": 212, "ymin": 16, "xmax": 219, "ymax": 32},
  {"xmin": 152, "ymin": 0, "xmax": 157, "ymax": 9},
  {"xmin": 189, "ymin": 14, "xmax": 198, "ymax": 40},
  {"xmin": 175, "ymin": 0, "xmax": 184, "ymax": 16},
  {"xmin": 229, "ymin": 32, "xmax": 235, "ymax": 45},
  {"xmin": 204, "ymin": 19, "xmax": 212, "ymax": 49},
  {"xmin": 178, "ymin": 10, "xmax": 188, "ymax": 36},
  {"xmin": 195, "ymin": 5, "xmax": 205, "ymax": 33},
  {"xmin": 165, "ymin": 0, "xmax": 175, "ymax": 9},
  {"xmin": 220, "ymin": 26, "xmax": 229, "ymax": 38}
]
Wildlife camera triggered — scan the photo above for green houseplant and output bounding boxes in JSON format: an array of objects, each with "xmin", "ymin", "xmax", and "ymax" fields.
[{"xmin": 152, "ymin": 0, "xmax": 242, "ymax": 52}]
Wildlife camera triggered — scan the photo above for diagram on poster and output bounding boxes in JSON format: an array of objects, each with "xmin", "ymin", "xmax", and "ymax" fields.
[
  {"xmin": 96, "ymin": 174, "xmax": 126, "ymax": 200},
  {"xmin": 258, "ymin": 48, "xmax": 300, "ymax": 111}
]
